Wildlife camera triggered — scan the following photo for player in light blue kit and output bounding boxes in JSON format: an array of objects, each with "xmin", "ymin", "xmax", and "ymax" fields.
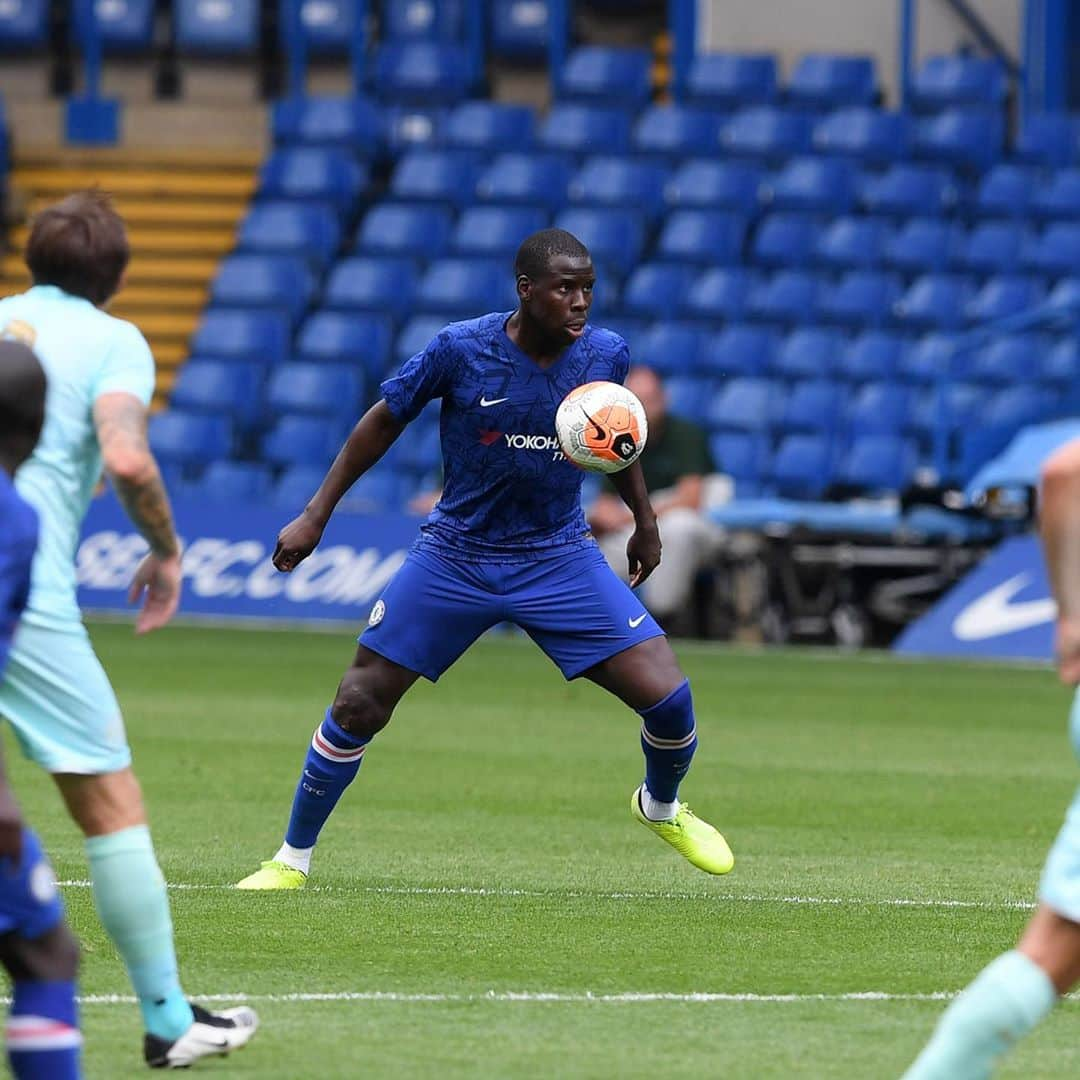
[
  {"xmin": 0, "ymin": 340, "xmax": 82, "ymax": 1079},
  {"xmin": 0, "ymin": 191, "xmax": 258, "ymax": 1069},
  {"xmin": 237, "ymin": 229, "xmax": 734, "ymax": 890},
  {"xmin": 903, "ymin": 436, "xmax": 1080, "ymax": 1078}
]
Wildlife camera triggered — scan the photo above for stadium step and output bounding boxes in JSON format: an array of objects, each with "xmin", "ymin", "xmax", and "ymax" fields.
[{"xmin": 4, "ymin": 147, "xmax": 254, "ymax": 401}]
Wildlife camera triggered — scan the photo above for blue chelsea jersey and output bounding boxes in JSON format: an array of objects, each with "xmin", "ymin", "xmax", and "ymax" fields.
[
  {"xmin": 0, "ymin": 470, "xmax": 39, "ymax": 675},
  {"xmin": 381, "ymin": 312, "xmax": 630, "ymax": 561}
]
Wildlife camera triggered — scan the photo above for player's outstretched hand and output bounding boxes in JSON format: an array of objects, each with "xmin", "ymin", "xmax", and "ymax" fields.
[
  {"xmin": 1055, "ymin": 616, "xmax": 1080, "ymax": 685},
  {"xmin": 128, "ymin": 552, "xmax": 182, "ymax": 635},
  {"xmin": 626, "ymin": 521, "xmax": 662, "ymax": 588},
  {"xmin": 0, "ymin": 786, "xmax": 22, "ymax": 862},
  {"xmin": 273, "ymin": 511, "xmax": 324, "ymax": 573}
]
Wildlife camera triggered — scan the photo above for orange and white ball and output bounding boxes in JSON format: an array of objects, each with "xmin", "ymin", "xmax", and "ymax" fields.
[{"xmin": 555, "ymin": 380, "xmax": 648, "ymax": 474}]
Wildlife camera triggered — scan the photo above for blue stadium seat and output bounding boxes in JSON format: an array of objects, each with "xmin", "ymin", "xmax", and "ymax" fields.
[
  {"xmin": 1033, "ymin": 169, "xmax": 1080, "ymax": 221},
  {"xmin": 770, "ymin": 433, "xmax": 835, "ymax": 498},
  {"xmin": 396, "ymin": 420, "xmax": 442, "ymax": 473},
  {"xmin": 761, "ymin": 156, "xmax": 857, "ymax": 214},
  {"xmin": 720, "ymin": 107, "xmax": 813, "ymax": 162},
  {"xmin": 910, "ymin": 55, "xmax": 1006, "ymax": 110},
  {"xmin": 751, "ymin": 213, "xmax": 821, "ymax": 268},
  {"xmin": 814, "ymin": 217, "xmax": 892, "ymax": 270},
  {"xmin": 450, "ymin": 206, "xmax": 547, "ymax": 257},
  {"xmin": 961, "ymin": 335, "xmax": 1047, "ymax": 386},
  {"xmin": 266, "ymin": 363, "xmax": 364, "ymax": 419},
  {"xmin": 273, "ymin": 465, "xmax": 329, "ymax": 508},
  {"xmin": 189, "ymin": 309, "xmax": 290, "ymax": 366},
  {"xmin": 200, "ymin": 461, "xmax": 274, "ymax": 503},
  {"xmin": 847, "ymin": 381, "xmax": 915, "ymax": 434},
  {"xmin": 272, "ymin": 96, "xmax": 382, "ymax": 154},
  {"xmin": 683, "ymin": 53, "xmax": 778, "ymax": 109},
  {"xmin": 632, "ymin": 322, "xmax": 707, "ymax": 376},
  {"xmin": 356, "ymin": 202, "xmax": 454, "ymax": 258},
  {"xmin": 706, "ymin": 377, "xmax": 785, "ymax": 433},
  {"xmin": 394, "ymin": 314, "xmax": 447, "ymax": 367},
  {"xmin": 958, "ymin": 221, "xmax": 1030, "ymax": 275},
  {"xmin": 567, "ymin": 157, "xmax": 669, "ymax": 219},
  {"xmin": 787, "ymin": 54, "xmax": 876, "ymax": 110},
  {"xmin": 655, "ymin": 210, "xmax": 745, "ymax": 264},
  {"xmin": 84, "ymin": 0, "xmax": 153, "ymax": 51},
  {"xmin": 965, "ymin": 275, "xmax": 1044, "ymax": 324},
  {"xmin": 175, "ymin": 0, "xmax": 257, "ymax": 53},
  {"xmin": 1014, "ymin": 113, "xmax": 1079, "ymax": 168},
  {"xmin": 258, "ymin": 149, "xmax": 365, "ymax": 212},
  {"xmin": 812, "ymin": 107, "xmax": 911, "ymax": 164},
  {"xmin": 170, "ymin": 360, "xmax": 264, "ymax": 432},
  {"xmin": 491, "ymin": 0, "xmax": 549, "ymax": 60},
  {"xmin": 262, "ymin": 417, "xmax": 349, "ymax": 469},
  {"xmin": 1022, "ymin": 223, "xmax": 1080, "ymax": 277},
  {"xmin": 899, "ymin": 334, "xmax": 958, "ymax": 384},
  {"xmin": 974, "ymin": 163, "xmax": 1041, "ymax": 219},
  {"xmin": 860, "ymin": 164, "xmax": 958, "ymax": 217},
  {"xmin": 681, "ymin": 268, "xmax": 754, "ymax": 321},
  {"xmin": 709, "ymin": 432, "xmax": 770, "ymax": 492},
  {"xmin": 415, "ymin": 258, "xmax": 511, "ymax": 315},
  {"xmin": 913, "ymin": 108, "xmax": 1003, "ymax": 172},
  {"xmin": 881, "ymin": 218, "xmax": 960, "ymax": 274},
  {"xmin": 746, "ymin": 271, "xmax": 820, "ymax": 325},
  {"xmin": 632, "ymin": 105, "xmax": 724, "ymax": 159},
  {"xmin": 210, "ymin": 255, "xmax": 315, "ymax": 326},
  {"xmin": 382, "ymin": 0, "xmax": 462, "ymax": 41},
  {"xmin": 237, "ymin": 203, "xmax": 341, "ymax": 269},
  {"xmin": 340, "ymin": 467, "xmax": 408, "ymax": 513},
  {"xmin": 323, "ymin": 256, "xmax": 418, "ymax": 318},
  {"xmin": 382, "ymin": 105, "xmax": 447, "ymax": 155},
  {"xmin": 908, "ymin": 382, "xmax": 989, "ymax": 442},
  {"xmin": 552, "ymin": 208, "xmax": 645, "ymax": 268},
  {"xmin": 389, "ymin": 150, "xmax": 479, "ymax": 207},
  {"xmin": 894, "ymin": 274, "xmax": 974, "ymax": 330},
  {"xmin": 1042, "ymin": 339, "xmax": 1080, "ymax": 385},
  {"xmin": 665, "ymin": 376, "xmax": 720, "ymax": 425},
  {"xmin": 836, "ymin": 435, "xmax": 918, "ymax": 492},
  {"xmin": 443, "ymin": 101, "xmax": 536, "ymax": 152},
  {"xmin": 1047, "ymin": 276, "xmax": 1080, "ymax": 312},
  {"xmin": 149, "ymin": 411, "xmax": 233, "ymax": 468},
  {"xmin": 296, "ymin": 311, "xmax": 392, "ymax": 381},
  {"xmin": 818, "ymin": 271, "xmax": 901, "ymax": 328},
  {"xmin": 372, "ymin": 43, "xmax": 472, "ymax": 104},
  {"xmin": 537, "ymin": 104, "xmax": 632, "ymax": 156},
  {"xmin": 620, "ymin": 264, "xmax": 697, "ymax": 320},
  {"xmin": 664, "ymin": 159, "xmax": 764, "ymax": 212},
  {"xmin": 958, "ymin": 385, "xmax": 1057, "ymax": 478},
  {"xmin": 773, "ymin": 327, "xmax": 843, "ymax": 380},
  {"xmin": 557, "ymin": 46, "xmax": 652, "ymax": 109},
  {"xmin": 295, "ymin": 0, "xmax": 353, "ymax": 55},
  {"xmin": 476, "ymin": 152, "xmax": 573, "ymax": 209},
  {"xmin": 700, "ymin": 325, "xmax": 777, "ymax": 377},
  {"xmin": 838, "ymin": 330, "xmax": 904, "ymax": 382},
  {"xmin": 0, "ymin": 0, "xmax": 47, "ymax": 48}
]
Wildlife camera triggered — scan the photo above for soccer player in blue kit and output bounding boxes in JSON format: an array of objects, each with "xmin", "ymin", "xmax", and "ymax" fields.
[
  {"xmin": 237, "ymin": 229, "xmax": 734, "ymax": 890},
  {"xmin": 0, "ymin": 340, "xmax": 82, "ymax": 1079}
]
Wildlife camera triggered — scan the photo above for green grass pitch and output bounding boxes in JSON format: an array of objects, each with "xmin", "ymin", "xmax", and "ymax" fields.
[{"xmin": 6, "ymin": 621, "xmax": 1080, "ymax": 1078}]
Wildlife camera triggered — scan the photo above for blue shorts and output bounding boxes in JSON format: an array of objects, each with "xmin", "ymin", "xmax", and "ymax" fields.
[
  {"xmin": 1040, "ymin": 691, "xmax": 1080, "ymax": 921},
  {"xmin": 0, "ymin": 827, "xmax": 65, "ymax": 941},
  {"xmin": 360, "ymin": 542, "xmax": 665, "ymax": 682}
]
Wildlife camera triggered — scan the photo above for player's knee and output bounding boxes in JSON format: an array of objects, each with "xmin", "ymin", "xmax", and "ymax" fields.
[
  {"xmin": 330, "ymin": 670, "xmax": 391, "ymax": 739},
  {"xmin": 0, "ymin": 923, "xmax": 79, "ymax": 983},
  {"xmin": 44, "ymin": 923, "xmax": 80, "ymax": 981}
]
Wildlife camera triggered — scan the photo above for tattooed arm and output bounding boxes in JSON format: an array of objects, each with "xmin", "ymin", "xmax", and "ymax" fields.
[{"xmin": 93, "ymin": 392, "xmax": 181, "ymax": 633}]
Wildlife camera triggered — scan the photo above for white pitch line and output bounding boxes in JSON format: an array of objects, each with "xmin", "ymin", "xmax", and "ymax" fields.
[{"xmin": 54, "ymin": 879, "xmax": 1037, "ymax": 911}]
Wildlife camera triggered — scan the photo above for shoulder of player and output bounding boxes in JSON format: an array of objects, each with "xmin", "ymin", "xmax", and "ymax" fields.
[
  {"xmin": 100, "ymin": 313, "xmax": 153, "ymax": 356},
  {"xmin": 582, "ymin": 324, "xmax": 627, "ymax": 355},
  {"xmin": 433, "ymin": 312, "xmax": 508, "ymax": 355}
]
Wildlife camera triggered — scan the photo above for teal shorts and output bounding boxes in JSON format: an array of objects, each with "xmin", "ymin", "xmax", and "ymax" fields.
[
  {"xmin": 1039, "ymin": 691, "xmax": 1080, "ymax": 922},
  {"xmin": 0, "ymin": 619, "xmax": 131, "ymax": 775}
]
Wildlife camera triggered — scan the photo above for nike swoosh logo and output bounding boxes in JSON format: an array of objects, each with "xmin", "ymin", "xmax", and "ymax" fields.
[
  {"xmin": 951, "ymin": 573, "xmax": 1056, "ymax": 641},
  {"xmin": 480, "ymin": 397, "xmax": 509, "ymax": 407},
  {"xmin": 628, "ymin": 613, "xmax": 648, "ymax": 628}
]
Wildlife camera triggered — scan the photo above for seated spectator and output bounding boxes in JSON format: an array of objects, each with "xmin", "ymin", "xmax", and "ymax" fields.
[{"xmin": 588, "ymin": 366, "xmax": 725, "ymax": 628}]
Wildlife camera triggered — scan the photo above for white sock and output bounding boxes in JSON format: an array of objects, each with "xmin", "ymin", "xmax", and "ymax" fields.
[
  {"xmin": 639, "ymin": 784, "xmax": 679, "ymax": 822},
  {"xmin": 274, "ymin": 841, "xmax": 313, "ymax": 875}
]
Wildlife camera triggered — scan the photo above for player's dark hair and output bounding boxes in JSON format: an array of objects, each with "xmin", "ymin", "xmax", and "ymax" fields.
[
  {"xmin": 514, "ymin": 229, "xmax": 590, "ymax": 281},
  {"xmin": 25, "ymin": 189, "xmax": 130, "ymax": 306},
  {"xmin": 0, "ymin": 340, "xmax": 46, "ymax": 471}
]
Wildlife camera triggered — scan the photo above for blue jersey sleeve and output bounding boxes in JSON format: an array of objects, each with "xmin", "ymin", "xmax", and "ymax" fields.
[{"xmin": 380, "ymin": 329, "xmax": 457, "ymax": 424}]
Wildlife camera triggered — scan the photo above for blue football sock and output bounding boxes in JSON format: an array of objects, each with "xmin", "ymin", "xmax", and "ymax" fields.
[
  {"xmin": 902, "ymin": 950, "xmax": 1058, "ymax": 1079},
  {"xmin": 284, "ymin": 709, "xmax": 371, "ymax": 851},
  {"xmin": 638, "ymin": 679, "xmax": 697, "ymax": 805},
  {"xmin": 7, "ymin": 980, "xmax": 81, "ymax": 1079},
  {"xmin": 85, "ymin": 826, "xmax": 194, "ymax": 1042}
]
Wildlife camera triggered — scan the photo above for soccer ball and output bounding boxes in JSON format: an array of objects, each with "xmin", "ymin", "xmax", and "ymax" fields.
[{"xmin": 555, "ymin": 381, "xmax": 648, "ymax": 474}]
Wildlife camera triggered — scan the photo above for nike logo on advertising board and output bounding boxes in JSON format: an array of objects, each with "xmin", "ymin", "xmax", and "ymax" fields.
[
  {"xmin": 480, "ymin": 396, "xmax": 509, "ymax": 407},
  {"xmin": 628, "ymin": 613, "xmax": 648, "ymax": 628},
  {"xmin": 951, "ymin": 573, "xmax": 1056, "ymax": 641}
]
